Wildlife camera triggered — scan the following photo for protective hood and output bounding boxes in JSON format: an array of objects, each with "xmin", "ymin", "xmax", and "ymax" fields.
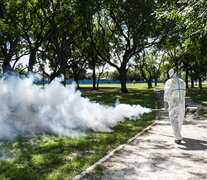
[{"xmin": 168, "ymin": 68, "xmax": 177, "ymax": 78}]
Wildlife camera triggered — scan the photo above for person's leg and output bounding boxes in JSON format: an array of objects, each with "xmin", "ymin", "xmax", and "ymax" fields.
[
  {"xmin": 178, "ymin": 103, "xmax": 185, "ymax": 132},
  {"xmin": 169, "ymin": 108, "xmax": 182, "ymax": 141}
]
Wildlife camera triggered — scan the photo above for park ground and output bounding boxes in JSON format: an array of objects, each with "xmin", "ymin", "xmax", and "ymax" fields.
[
  {"xmin": 81, "ymin": 85, "xmax": 207, "ymax": 180},
  {"xmin": 0, "ymin": 83, "xmax": 157, "ymax": 180},
  {"xmin": 0, "ymin": 83, "xmax": 207, "ymax": 180}
]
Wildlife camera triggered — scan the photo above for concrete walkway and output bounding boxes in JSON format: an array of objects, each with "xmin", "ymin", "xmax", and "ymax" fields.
[{"xmin": 83, "ymin": 87, "xmax": 207, "ymax": 180}]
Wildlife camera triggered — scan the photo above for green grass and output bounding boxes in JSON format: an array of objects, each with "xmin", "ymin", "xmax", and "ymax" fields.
[
  {"xmin": 198, "ymin": 109, "xmax": 207, "ymax": 118},
  {"xmin": 94, "ymin": 164, "xmax": 105, "ymax": 171},
  {"xmin": 186, "ymin": 85, "xmax": 207, "ymax": 106},
  {"xmin": 79, "ymin": 83, "xmax": 163, "ymax": 90},
  {"xmin": 0, "ymin": 84, "xmax": 157, "ymax": 180},
  {"xmin": 80, "ymin": 83, "xmax": 162, "ymax": 107}
]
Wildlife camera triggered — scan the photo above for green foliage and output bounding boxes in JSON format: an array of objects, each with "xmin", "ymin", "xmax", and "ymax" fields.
[
  {"xmin": 156, "ymin": 0, "xmax": 207, "ymax": 83},
  {"xmin": 127, "ymin": 69, "xmax": 142, "ymax": 81},
  {"xmin": 1, "ymin": 0, "xmax": 165, "ymax": 86},
  {"xmin": 94, "ymin": 164, "xmax": 104, "ymax": 171},
  {"xmin": 0, "ymin": 0, "xmax": 22, "ymax": 71},
  {"xmin": 111, "ymin": 70, "xmax": 120, "ymax": 80},
  {"xmin": 114, "ymin": 149, "xmax": 121, "ymax": 154},
  {"xmin": 88, "ymin": 0, "xmax": 159, "ymax": 92},
  {"xmin": 198, "ymin": 109, "xmax": 207, "ymax": 118},
  {"xmin": 111, "ymin": 70, "xmax": 142, "ymax": 81},
  {"xmin": 135, "ymin": 50, "xmax": 163, "ymax": 88},
  {"xmin": 186, "ymin": 86, "xmax": 207, "ymax": 106}
]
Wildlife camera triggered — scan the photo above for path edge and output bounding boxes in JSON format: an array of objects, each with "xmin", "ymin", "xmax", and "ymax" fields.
[{"xmin": 72, "ymin": 116, "xmax": 158, "ymax": 180}]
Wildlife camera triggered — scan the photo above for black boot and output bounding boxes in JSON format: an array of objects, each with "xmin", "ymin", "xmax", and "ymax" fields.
[{"xmin": 174, "ymin": 140, "xmax": 181, "ymax": 144}]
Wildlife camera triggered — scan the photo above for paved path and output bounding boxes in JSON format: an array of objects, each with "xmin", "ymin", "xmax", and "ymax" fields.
[{"xmin": 83, "ymin": 87, "xmax": 207, "ymax": 180}]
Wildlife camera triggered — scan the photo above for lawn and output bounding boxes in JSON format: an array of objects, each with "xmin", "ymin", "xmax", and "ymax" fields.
[
  {"xmin": 0, "ymin": 83, "xmax": 158, "ymax": 180},
  {"xmin": 186, "ymin": 85, "xmax": 207, "ymax": 106},
  {"xmin": 186, "ymin": 85, "xmax": 207, "ymax": 118}
]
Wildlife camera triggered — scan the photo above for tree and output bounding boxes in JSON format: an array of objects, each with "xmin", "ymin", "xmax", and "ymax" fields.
[
  {"xmin": 90, "ymin": 0, "xmax": 159, "ymax": 92},
  {"xmin": 37, "ymin": 41, "xmax": 60, "ymax": 81},
  {"xmin": 178, "ymin": 52, "xmax": 193, "ymax": 89},
  {"xmin": 149, "ymin": 51, "xmax": 163, "ymax": 86},
  {"xmin": 39, "ymin": 0, "xmax": 99, "ymax": 85},
  {"xmin": 96, "ymin": 60, "xmax": 107, "ymax": 90},
  {"xmin": 0, "ymin": 0, "xmax": 21, "ymax": 73},
  {"xmin": 163, "ymin": 0, "xmax": 207, "ymax": 38},
  {"xmin": 16, "ymin": 0, "xmax": 50, "ymax": 73},
  {"xmin": 14, "ymin": 63, "xmax": 27, "ymax": 76},
  {"xmin": 68, "ymin": 45, "xmax": 87, "ymax": 89},
  {"xmin": 157, "ymin": 0, "xmax": 207, "ymax": 89},
  {"xmin": 136, "ymin": 51, "xmax": 155, "ymax": 89},
  {"xmin": 111, "ymin": 70, "xmax": 119, "ymax": 80},
  {"xmin": 84, "ymin": 23, "xmax": 99, "ymax": 90},
  {"xmin": 126, "ymin": 69, "xmax": 142, "ymax": 82}
]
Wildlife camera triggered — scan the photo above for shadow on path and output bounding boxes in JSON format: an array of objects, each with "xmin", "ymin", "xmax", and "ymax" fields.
[
  {"xmin": 179, "ymin": 137, "xmax": 207, "ymax": 151},
  {"xmin": 82, "ymin": 87, "xmax": 207, "ymax": 180}
]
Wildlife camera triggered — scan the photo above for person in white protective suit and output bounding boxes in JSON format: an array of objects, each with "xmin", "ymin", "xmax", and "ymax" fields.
[{"xmin": 164, "ymin": 68, "xmax": 186, "ymax": 144}]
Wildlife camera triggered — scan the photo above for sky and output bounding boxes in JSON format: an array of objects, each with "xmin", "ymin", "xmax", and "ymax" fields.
[
  {"xmin": 13, "ymin": 55, "xmax": 29, "ymax": 67},
  {"xmin": 16, "ymin": 55, "xmax": 116, "ymax": 74}
]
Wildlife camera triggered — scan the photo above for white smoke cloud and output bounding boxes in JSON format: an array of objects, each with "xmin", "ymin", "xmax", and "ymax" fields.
[{"xmin": 0, "ymin": 74, "xmax": 151, "ymax": 140}]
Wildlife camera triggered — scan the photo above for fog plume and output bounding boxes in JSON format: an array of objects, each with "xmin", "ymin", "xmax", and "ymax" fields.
[{"xmin": 0, "ymin": 75, "xmax": 151, "ymax": 139}]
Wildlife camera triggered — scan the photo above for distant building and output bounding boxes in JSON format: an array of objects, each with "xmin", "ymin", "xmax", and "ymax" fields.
[{"xmin": 101, "ymin": 74, "xmax": 113, "ymax": 80}]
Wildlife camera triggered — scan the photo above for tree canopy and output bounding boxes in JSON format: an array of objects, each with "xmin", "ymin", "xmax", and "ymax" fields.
[{"xmin": 0, "ymin": 0, "xmax": 206, "ymax": 91}]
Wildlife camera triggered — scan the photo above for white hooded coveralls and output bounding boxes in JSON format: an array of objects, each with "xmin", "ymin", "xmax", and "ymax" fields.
[{"xmin": 164, "ymin": 70, "xmax": 186, "ymax": 140}]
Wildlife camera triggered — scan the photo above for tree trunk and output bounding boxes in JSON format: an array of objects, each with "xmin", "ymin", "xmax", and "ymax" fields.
[
  {"xmin": 154, "ymin": 77, "xmax": 157, "ymax": 86},
  {"xmin": 28, "ymin": 49, "xmax": 37, "ymax": 72},
  {"xmin": 96, "ymin": 73, "xmax": 101, "ymax": 90},
  {"xmin": 140, "ymin": 67, "xmax": 152, "ymax": 89},
  {"xmin": 185, "ymin": 70, "xmax": 189, "ymax": 89},
  {"xmin": 1, "ymin": 39, "xmax": 18, "ymax": 74},
  {"xmin": 72, "ymin": 66, "xmax": 80, "ymax": 89},
  {"xmin": 2, "ymin": 60, "xmax": 13, "ymax": 74},
  {"xmin": 59, "ymin": 57, "xmax": 67, "ymax": 86},
  {"xmin": 61, "ymin": 72, "xmax": 66, "ymax": 86},
  {"xmin": 92, "ymin": 64, "xmax": 96, "ymax": 90},
  {"xmin": 147, "ymin": 77, "xmax": 153, "ymax": 88},
  {"xmin": 191, "ymin": 76, "xmax": 194, "ymax": 88},
  {"xmin": 74, "ymin": 77, "xmax": 80, "ymax": 89},
  {"xmin": 199, "ymin": 77, "xmax": 202, "ymax": 89},
  {"xmin": 96, "ymin": 79, "xmax": 100, "ymax": 90},
  {"xmin": 43, "ymin": 71, "xmax": 45, "ymax": 88},
  {"xmin": 96, "ymin": 72, "xmax": 103, "ymax": 90},
  {"xmin": 119, "ymin": 68, "xmax": 128, "ymax": 93}
]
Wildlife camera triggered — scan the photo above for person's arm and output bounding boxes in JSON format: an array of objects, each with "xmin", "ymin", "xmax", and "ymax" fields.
[{"xmin": 164, "ymin": 80, "xmax": 172, "ymax": 109}]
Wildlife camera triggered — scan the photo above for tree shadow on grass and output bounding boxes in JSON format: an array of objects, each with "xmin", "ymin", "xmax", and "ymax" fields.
[{"xmin": 81, "ymin": 88, "xmax": 156, "ymax": 108}]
